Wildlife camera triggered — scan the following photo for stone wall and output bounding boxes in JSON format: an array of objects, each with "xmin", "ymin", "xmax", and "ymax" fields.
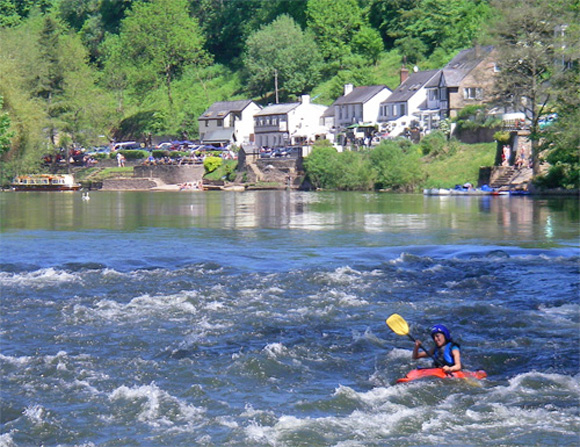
[
  {"xmin": 133, "ymin": 164, "xmax": 205, "ymax": 184},
  {"xmin": 101, "ymin": 178, "xmax": 158, "ymax": 190}
]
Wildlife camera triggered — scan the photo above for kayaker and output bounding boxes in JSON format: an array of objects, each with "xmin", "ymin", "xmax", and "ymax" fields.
[{"xmin": 412, "ymin": 324, "xmax": 462, "ymax": 373}]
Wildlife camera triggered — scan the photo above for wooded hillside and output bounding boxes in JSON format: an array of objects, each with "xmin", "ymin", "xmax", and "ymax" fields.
[{"xmin": 0, "ymin": 0, "xmax": 578, "ymax": 188}]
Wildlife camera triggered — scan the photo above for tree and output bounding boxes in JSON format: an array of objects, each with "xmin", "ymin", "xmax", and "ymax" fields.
[
  {"xmin": 191, "ymin": 0, "xmax": 308, "ymax": 67},
  {"xmin": 113, "ymin": 0, "xmax": 209, "ymax": 108},
  {"xmin": 0, "ymin": 96, "xmax": 14, "ymax": 157},
  {"xmin": 370, "ymin": 140, "xmax": 424, "ymax": 190},
  {"xmin": 32, "ymin": 15, "xmax": 66, "ymax": 147},
  {"xmin": 243, "ymin": 14, "xmax": 322, "ymax": 100},
  {"xmin": 306, "ymin": 0, "xmax": 363, "ymax": 66},
  {"xmin": 489, "ymin": 0, "xmax": 576, "ymax": 175},
  {"xmin": 352, "ymin": 26, "xmax": 384, "ymax": 65}
]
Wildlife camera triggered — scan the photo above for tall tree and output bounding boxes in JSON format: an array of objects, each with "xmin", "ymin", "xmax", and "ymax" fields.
[
  {"xmin": 243, "ymin": 14, "xmax": 322, "ymax": 100},
  {"xmin": 0, "ymin": 96, "xmax": 14, "ymax": 157},
  {"xmin": 114, "ymin": 0, "xmax": 209, "ymax": 108},
  {"xmin": 33, "ymin": 15, "xmax": 66, "ymax": 146},
  {"xmin": 489, "ymin": 0, "xmax": 576, "ymax": 174},
  {"xmin": 306, "ymin": 0, "xmax": 363, "ymax": 66},
  {"xmin": 191, "ymin": 0, "xmax": 308, "ymax": 67}
]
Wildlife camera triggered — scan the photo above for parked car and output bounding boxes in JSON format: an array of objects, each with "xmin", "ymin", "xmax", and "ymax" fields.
[{"xmin": 112, "ymin": 141, "xmax": 141, "ymax": 151}]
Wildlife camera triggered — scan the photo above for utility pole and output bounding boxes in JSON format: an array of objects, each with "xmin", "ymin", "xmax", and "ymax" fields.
[{"xmin": 274, "ymin": 69, "xmax": 279, "ymax": 104}]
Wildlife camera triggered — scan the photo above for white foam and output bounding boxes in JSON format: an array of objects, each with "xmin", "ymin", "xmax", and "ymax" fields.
[
  {"xmin": 23, "ymin": 404, "xmax": 45, "ymax": 425},
  {"xmin": 0, "ymin": 353, "xmax": 33, "ymax": 366},
  {"xmin": 109, "ymin": 382, "xmax": 205, "ymax": 429},
  {"xmin": 0, "ymin": 268, "xmax": 79, "ymax": 287},
  {"xmin": 263, "ymin": 342, "xmax": 288, "ymax": 359},
  {"xmin": 70, "ymin": 291, "xmax": 200, "ymax": 323},
  {"xmin": 0, "ymin": 432, "xmax": 16, "ymax": 447}
]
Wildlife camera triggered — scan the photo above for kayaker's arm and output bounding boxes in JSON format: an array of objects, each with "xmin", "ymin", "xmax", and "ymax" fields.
[
  {"xmin": 442, "ymin": 347, "xmax": 462, "ymax": 373},
  {"xmin": 412, "ymin": 340, "xmax": 430, "ymax": 359}
]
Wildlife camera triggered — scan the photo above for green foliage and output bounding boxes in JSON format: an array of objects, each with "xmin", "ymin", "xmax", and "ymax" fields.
[
  {"xmin": 203, "ymin": 156, "xmax": 223, "ymax": 174},
  {"xmin": 370, "ymin": 140, "xmax": 424, "ymax": 190},
  {"xmin": 306, "ymin": 0, "xmax": 363, "ymax": 65},
  {"xmin": 109, "ymin": 0, "xmax": 209, "ymax": 109},
  {"xmin": 489, "ymin": 0, "xmax": 575, "ymax": 172},
  {"xmin": 419, "ymin": 131, "xmax": 448, "ymax": 156},
  {"xmin": 118, "ymin": 150, "xmax": 148, "ymax": 160},
  {"xmin": 303, "ymin": 145, "xmax": 341, "ymax": 189},
  {"xmin": 422, "ymin": 142, "xmax": 496, "ymax": 188},
  {"xmin": 536, "ymin": 108, "xmax": 580, "ymax": 189},
  {"xmin": 204, "ymin": 159, "xmax": 237, "ymax": 181},
  {"xmin": 493, "ymin": 131, "xmax": 511, "ymax": 144},
  {"xmin": 454, "ymin": 105, "xmax": 500, "ymax": 132},
  {"xmin": 243, "ymin": 14, "xmax": 322, "ymax": 100},
  {"xmin": 352, "ymin": 26, "xmax": 384, "ymax": 64},
  {"xmin": 394, "ymin": 0, "xmax": 491, "ymax": 62},
  {"xmin": 0, "ymin": 96, "xmax": 14, "ymax": 157}
]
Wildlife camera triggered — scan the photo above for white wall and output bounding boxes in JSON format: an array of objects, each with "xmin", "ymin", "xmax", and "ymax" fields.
[{"xmin": 235, "ymin": 103, "xmax": 261, "ymax": 145}]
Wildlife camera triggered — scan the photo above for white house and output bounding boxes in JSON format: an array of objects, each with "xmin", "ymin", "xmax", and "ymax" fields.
[
  {"xmin": 329, "ymin": 84, "xmax": 392, "ymax": 130},
  {"xmin": 199, "ymin": 100, "xmax": 262, "ymax": 146},
  {"xmin": 253, "ymin": 95, "xmax": 328, "ymax": 148},
  {"xmin": 378, "ymin": 68, "xmax": 441, "ymax": 137}
]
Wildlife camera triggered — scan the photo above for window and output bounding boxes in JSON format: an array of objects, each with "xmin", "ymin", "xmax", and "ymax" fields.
[
  {"xmin": 217, "ymin": 119, "xmax": 223, "ymax": 127},
  {"xmin": 400, "ymin": 104, "xmax": 406, "ymax": 116},
  {"xmin": 464, "ymin": 87, "xmax": 483, "ymax": 100}
]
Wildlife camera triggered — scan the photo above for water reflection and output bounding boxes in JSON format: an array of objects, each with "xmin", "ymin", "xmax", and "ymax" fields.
[{"xmin": 1, "ymin": 191, "xmax": 578, "ymax": 248}]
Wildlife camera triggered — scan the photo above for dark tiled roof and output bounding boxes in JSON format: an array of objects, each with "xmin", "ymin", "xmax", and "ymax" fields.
[
  {"xmin": 334, "ymin": 85, "xmax": 390, "ymax": 105},
  {"xmin": 382, "ymin": 70, "xmax": 440, "ymax": 104},
  {"xmin": 202, "ymin": 129, "xmax": 235, "ymax": 143},
  {"xmin": 201, "ymin": 100, "xmax": 257, "ymax": 119},
  {"xmin": 443, "ymin": 45, "xmax": 494, "ymax": 86},
  {"xmin": 254, "ymin": 103, "xmax": 300, "ymax": 116}
]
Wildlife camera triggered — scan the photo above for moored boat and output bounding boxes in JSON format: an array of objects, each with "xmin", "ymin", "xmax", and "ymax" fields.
[{"xmin": 11, "ymin": 174, "xmax": 81, "ymax": 191}]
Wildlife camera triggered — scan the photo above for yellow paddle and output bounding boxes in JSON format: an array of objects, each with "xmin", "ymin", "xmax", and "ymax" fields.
[{"xmin": 386, "ymin": 313, "xmax": 443, "ymax": 367}]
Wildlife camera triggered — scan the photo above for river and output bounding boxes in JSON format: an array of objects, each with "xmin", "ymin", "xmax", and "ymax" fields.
[{"xmin": 0, "ymin": 191, "xmax": 578, "ymax": 446}]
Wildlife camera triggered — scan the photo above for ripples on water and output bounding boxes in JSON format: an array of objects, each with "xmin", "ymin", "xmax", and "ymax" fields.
[{"xmin": 1, "ymin": 192, "xmax": 579, "ymax": 446}]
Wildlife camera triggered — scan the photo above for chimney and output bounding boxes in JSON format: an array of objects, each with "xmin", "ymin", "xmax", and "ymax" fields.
[
  {"xmin": 301, "ymin": 94, "xmax": 310, "ymax": 105},
  {"xmin": 400, "ymin": 66, "xmax": 409, "ymax": 85},
  {"xmin": 344, "ymin": 84, "xmax": 354, "ymax": 96}
]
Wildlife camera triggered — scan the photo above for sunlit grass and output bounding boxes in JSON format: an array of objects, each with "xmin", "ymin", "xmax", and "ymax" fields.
[{"xmin": 422, "ymin": 142, "xmax": 496, "ymax": 188}]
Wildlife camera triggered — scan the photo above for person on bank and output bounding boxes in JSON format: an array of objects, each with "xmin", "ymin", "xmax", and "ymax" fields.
[{"xmin": 413, "ymin": 324, "xmax": 462, "ymax": 373}]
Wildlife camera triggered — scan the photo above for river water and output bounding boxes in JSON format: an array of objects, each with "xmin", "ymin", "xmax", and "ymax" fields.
[{"xmin": 1, "ymin": 191, "xmax": 578, "ymax": 446}]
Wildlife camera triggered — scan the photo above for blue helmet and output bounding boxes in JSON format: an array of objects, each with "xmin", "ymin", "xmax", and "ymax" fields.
[{"xmin": 431, "ymin": 324, "xmax": 451, "ymax": 341}]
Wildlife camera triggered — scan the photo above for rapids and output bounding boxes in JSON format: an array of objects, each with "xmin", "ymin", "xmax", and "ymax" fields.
[{"xmin": 0, "ymin": 191, "xmax": 578, "ymax": 446}]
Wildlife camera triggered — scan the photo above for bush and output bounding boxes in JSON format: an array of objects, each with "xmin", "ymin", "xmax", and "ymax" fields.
[
  {"xmin": 419, "ymin": 131, "xmax": 447, "ymax": 156},
  {"xmin": 110, "ymin": 150, "xmax": 148, "ymax": 160},
  {"xmin": 370, "ymin": 140, "xmax": 424, "ymax": 191},
  {"xmin": 303, "ymin": 146, "xmax": 340, "ymax": 189},
  {"xmin": 203, "ymin": 156, "xmax": 223, "ymax": 173},
  {"xmin": 493, "ymin": 131, "xmax": 511, "ymax": 144}
]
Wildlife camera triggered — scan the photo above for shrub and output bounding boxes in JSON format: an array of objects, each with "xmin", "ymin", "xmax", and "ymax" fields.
[
  {"xmin": 118, "ymin": 150, "xmax": 149, "ymax": 160},
  {"xmin": 493, "ymin": 131, "xmax": 511, "ymax": 144},
  {"xmin": 419, "ymin": 131, "xmax": 447, "ymax": 156},
  {"xmin": 203, "ymin": 156, "xmax": 223, "ymax": 173},
  {"xmin": 303, "ymin": 146, "xmax": 340, "ymax": 189},
  {"xmin": 370, "ymin": 140, "xmax": 424, "ymax": 191}
]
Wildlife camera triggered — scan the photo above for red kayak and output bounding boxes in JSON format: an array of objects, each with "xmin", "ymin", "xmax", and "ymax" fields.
[{"xmin": 396, "ymin": 368, "xmax": 487, "ymax": 383}]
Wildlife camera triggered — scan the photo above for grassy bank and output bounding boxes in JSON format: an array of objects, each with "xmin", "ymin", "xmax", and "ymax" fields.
[{"xmin": 421, "ymin": 142, "xmax": 496, "ymax": 189}]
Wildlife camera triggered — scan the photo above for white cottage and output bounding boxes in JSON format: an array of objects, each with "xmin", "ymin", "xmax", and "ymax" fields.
[
  {"xmin": 199, "ymin": 100, "xmax": 262, "ymax": 146},
  {"xmin": 378, "ymin": 68, "xmax": 441, "ymax": 137},
  {"xmin": 253, "ymin": 95, "xmax": 328, "ymax": 148},
  {"xmin": 330, "ymin": 84, "xmax": 392, "ymax": 130}
]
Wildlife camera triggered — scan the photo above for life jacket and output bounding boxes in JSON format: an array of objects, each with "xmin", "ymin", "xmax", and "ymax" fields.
[{"xmin": 433, "ymin": 341, "xmax": 460, "ymax": 367}]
